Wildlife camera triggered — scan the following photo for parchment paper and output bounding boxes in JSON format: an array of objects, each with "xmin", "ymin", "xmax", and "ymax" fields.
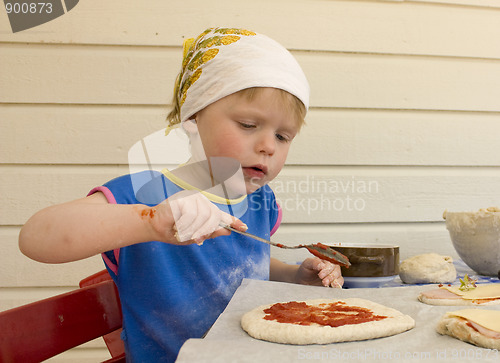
[{"xmin": 176, "ymin": 279, "xmax": 500, "ymax": 362}]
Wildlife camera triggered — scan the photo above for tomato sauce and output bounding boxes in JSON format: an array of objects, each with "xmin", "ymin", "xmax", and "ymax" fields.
[
  {"xmin": 305, "ymin": 246, "xmax": 332, "ymax": 262},
  {"xmin": 263, "ymin": 301, "xmax": 387, "ymax": 327},
  {"xmin": 472, "ymin": 298, "xmax": 499, "ymax": 304},
  {"xmin": 304, "ymin": 244, "xmax": 350, "ymax": 268},
  {"xmin": 140, "ymin": 207, "xmax": 156, "ymax": 219}
]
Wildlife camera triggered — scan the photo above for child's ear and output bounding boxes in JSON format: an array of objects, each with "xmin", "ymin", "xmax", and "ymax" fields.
[{"xmin": 182, "ymin": 119, "xmax": 198, "ymax": 135}]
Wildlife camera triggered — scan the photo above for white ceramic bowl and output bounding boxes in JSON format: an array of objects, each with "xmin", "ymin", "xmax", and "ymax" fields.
[{"xmin": 444, "ymin": 207, "xmax": 500, "ymax": 276}]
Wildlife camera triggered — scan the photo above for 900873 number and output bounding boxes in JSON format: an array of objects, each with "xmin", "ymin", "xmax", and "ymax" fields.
[
  {"xmin": 449, "ymin": 348, "xmax": 498, "ymax": 360},
  {"xmin": 5, "ymin": 2, "xmax": 53, "ymax": 14}
]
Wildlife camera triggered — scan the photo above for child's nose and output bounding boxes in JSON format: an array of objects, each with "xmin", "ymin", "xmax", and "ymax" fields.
[{"xmin": 256, "ymin": 132, "xmax": 276, "ymax": 155}]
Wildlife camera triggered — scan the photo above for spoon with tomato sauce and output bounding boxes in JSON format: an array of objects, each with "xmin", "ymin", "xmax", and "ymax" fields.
[{"xmin": 220, "ymin": 223, "xmax": 350, "ymax": 268}]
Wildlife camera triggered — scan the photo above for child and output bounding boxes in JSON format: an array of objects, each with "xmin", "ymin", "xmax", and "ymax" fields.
[{"xmin": 19, "ymin": 27, "xmax": 343, "ymax": 362}]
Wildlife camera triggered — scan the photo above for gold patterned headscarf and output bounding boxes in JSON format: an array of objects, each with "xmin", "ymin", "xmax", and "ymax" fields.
[{"xmin": 166, "ymin": 27, "xmax": 310, "ymax": 133}]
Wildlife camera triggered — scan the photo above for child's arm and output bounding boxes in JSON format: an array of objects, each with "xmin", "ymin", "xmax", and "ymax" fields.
[
  {"xmin": 19, "ymin": 191, "xmax": 243, "ymax": 263},
  {"xmin": 269, "ymin": 257, "xmax": 343, "ymax": 288}
]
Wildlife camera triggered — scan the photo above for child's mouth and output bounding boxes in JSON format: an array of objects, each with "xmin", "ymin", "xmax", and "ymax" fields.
[{"xmin": 243, "ymin": 165, "xmax": 267, "ymax": 179}]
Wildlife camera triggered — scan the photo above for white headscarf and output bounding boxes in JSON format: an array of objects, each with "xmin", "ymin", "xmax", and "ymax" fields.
[{"xmin": 170, "ymin": 27, "xmax": 310, "ymax": 127}]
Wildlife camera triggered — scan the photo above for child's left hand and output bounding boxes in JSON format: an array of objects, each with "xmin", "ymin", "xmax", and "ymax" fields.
[{"xmin": 296, "ymin": 257, "xmax": 344, "ymax": 288}]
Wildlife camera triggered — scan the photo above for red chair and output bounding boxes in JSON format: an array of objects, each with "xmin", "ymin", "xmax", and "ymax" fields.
[{"xmin": 0, "ymin": 270, "xmax": 125, "ymax": 363}]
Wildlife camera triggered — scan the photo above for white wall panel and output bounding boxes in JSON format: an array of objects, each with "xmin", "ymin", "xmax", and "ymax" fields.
[
  {"xmin": 0, "ymin": 104, "xmax": 167, "ymax": 165},
  {"xmin": 3, "ymin": 165, "xmax": 499, "ymax": 225},
  {"xmin": 291, "ymin": 110, "xmax": 500, "ymax": 166},
  {"xmin": 1, "ymin": 0, "xmax": 499, "ymax": 58},
  {"xmin": 273, "ymin": 166, "xmax": 500, "ymax": 223},
  {"xmin": 3, "ymin": 106, "xmax": 500, "ymax": 166},
  {"xmin": 0, "ymin": 165, "xmax": 128, "ymax": 224},
  {"xmin": 2, "ymin": 45, "xmax": 500, "ymax": 111}
]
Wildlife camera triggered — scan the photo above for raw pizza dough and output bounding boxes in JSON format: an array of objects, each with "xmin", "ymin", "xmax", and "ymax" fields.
[
  {"xmin": 241, "ymin": 298, "xmax": 415, "ymax": 345},
  {"xmin": 399, "ymin": 253, "xmax": 456, "ymax": 284},
  {"xmin": 436, "ymin": 311, "xmax": 500, "ymax": 350}
]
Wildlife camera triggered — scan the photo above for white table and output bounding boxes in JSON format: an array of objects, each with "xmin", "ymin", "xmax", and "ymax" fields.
[{"xmin": 177, "ymin": 278, "xmax": 500, "ymax": 362}]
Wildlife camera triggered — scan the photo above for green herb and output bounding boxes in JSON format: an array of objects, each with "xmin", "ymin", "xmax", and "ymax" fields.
[{"xmin": 459, "ymin": 274, "xmax": 477, "ymax": 291}]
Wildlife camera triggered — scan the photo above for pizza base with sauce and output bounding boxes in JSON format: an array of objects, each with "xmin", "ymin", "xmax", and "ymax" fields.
[{"xmin": 241, "ymin": 298, "xmax": 415, "ymax": 345}]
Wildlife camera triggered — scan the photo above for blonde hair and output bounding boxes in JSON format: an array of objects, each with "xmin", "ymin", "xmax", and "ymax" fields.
[{"xmin": 166, "ymin": 87, "xmax": 306, "ymax": 130}]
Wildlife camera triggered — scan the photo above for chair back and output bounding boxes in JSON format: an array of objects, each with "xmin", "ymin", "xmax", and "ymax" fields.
[{"xmin": 0, "ymin": 271, "xmax": 123, "ymax": 363}]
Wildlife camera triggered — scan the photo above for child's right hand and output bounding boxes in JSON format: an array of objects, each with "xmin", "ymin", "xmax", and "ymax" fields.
[
  {"xmin": 19, "ymin": 189, "xmax": 245, "ymax": 263},
  {"xmin": 152, "ymin": 190, "xmax": 246, "ymax": 245}
]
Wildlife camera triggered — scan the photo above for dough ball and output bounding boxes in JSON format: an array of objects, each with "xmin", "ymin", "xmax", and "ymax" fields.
[{"xmin": 399, "ymin": 253, "xmax": 456, "ymax": 284}]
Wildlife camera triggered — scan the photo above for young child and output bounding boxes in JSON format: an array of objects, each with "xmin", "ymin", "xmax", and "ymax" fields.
[{"xmin": 19, "ymin": 27, "xmax": 344, "ymax": 362}]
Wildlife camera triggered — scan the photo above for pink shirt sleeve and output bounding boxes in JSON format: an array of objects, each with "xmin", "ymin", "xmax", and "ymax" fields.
[{"xmin": 270, "ymin": 203, "xmax": 282, "ymax": 236}]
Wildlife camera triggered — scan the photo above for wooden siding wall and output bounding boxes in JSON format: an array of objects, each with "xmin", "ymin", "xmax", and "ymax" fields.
[{"xmin": 1, "ymin": 0, "xmax": 500, "ymax": 360}]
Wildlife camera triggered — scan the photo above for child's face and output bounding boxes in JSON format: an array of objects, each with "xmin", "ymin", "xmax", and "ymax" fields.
[{"xmin": 194, "ymin": 88, "xmax": 301, "ymax": 194}]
